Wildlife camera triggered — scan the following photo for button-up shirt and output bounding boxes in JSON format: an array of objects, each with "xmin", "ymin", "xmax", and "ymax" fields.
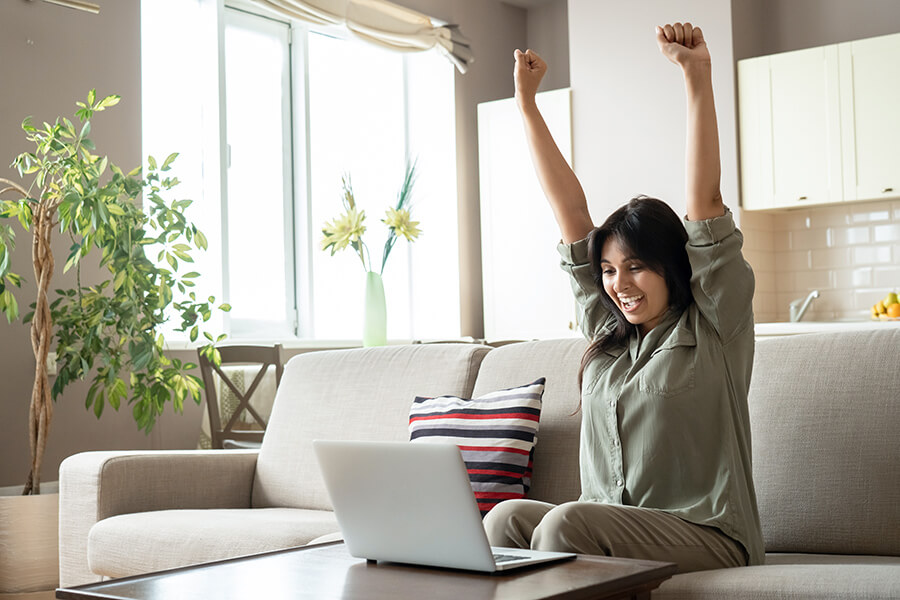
[{"xmin": 557, "ymin": 207, "xmax": 764, "ymax": 565}]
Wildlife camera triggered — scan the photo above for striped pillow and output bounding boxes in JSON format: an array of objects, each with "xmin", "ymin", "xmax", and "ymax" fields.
[{"xmin": 409, "ymin": 378, "xmax": 545, "ymax": 516}]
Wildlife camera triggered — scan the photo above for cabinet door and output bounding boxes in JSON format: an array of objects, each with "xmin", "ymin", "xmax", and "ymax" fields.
[
  {"xmin": 737, "ymin": 57, "xmax": 775, "ymax": 211},
  {"xmin": 769, "ymin": 45, "xmax": 843, "ymax": 208},
  {"xmin": 477, "ymin": 89, "xmax": 580, "ymax": 341},
  {"xmin": 839, "ymin": 33, "xmax": 900, "ymax": 202}
]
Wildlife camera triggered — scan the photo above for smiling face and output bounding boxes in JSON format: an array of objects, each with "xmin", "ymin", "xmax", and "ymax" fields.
[{"xmin": 600, "ymin": 237, "xmax": 671, "ymax": 335}]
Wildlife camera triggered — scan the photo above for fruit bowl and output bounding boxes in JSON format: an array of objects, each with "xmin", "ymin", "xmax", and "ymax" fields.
[{"xmin": 871, "ymin": 292, "xmax": 900, "ymax": 320}]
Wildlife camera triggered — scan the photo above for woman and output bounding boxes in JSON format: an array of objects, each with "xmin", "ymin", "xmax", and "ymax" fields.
[{"xmin": 482, "ymin": 23, "xmax": 764, "ymax": 573}]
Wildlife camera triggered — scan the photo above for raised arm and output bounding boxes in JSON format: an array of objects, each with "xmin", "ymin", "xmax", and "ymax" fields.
[
  {"xmin": 514, "ymin": 49, "xmax": 594, "ymax": 244},
  {"xmin": 656, "ymin": 23, "xmax": 725, "ymax": 222}
]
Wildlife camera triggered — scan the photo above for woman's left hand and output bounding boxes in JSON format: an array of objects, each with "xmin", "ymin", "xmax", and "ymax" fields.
[{"xmin": 656, "ymin": 22, "xmax": 710, "ymax": 68}]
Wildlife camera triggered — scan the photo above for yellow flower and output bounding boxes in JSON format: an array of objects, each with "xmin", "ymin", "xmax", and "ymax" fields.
[
  {"xmin": 321, "ymin": 207, "xmax": 366, "ymax": 255},
  {"xmin": 382, "ymin": 207, "xmax": 421, "ymax": 242}
]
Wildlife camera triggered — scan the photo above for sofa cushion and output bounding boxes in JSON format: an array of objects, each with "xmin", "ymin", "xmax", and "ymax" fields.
[
  {"xmin": 253, "ymin": 344, "xmax": 491, "ymax": 510},
  {"xmin": 409, "ymin": 378, "xmax": 546, "ymax": 515},
  {"xmin": 88, "ymin": 508, "xmax": 338, "ymax": 578},
  {"xmin": 656, "ymin": 553, "xmax": 900, "ymax": 599},
  {"xmin": 471, "ymin": 338, "xmax": 586, "ymax": 506},
  {"xmin": 749, "ymin": 328, "xmax": 900, "ymax": 555}
]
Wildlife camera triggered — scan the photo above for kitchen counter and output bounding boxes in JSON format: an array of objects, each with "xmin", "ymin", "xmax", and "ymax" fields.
[{"xmin": 755, "ymin": 320, "xmax": 900, "ymax": 337}]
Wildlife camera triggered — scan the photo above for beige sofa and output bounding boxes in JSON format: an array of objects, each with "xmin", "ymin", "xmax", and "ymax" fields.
[{"xmin": 59, "ymin": 329, "xmax": 900, "ymax": 598}]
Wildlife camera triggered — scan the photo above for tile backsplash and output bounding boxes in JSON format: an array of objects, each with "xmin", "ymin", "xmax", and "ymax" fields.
[{"xmin": 740, "ymin": 200, "xmax": 900, "ymax": 323}]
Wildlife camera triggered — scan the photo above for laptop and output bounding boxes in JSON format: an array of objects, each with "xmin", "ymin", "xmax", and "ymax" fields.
[{"xmin": 313, "ymin": 439, "xmax": 576, "ymax": 573}]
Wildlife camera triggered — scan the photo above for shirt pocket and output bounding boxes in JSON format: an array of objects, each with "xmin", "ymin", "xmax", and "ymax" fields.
[{"xmin": 639, "ymin": 336, "xmax": 696, "ymax": 397}]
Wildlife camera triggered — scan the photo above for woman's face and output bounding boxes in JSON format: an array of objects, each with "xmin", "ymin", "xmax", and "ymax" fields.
[{"xmin": 600, "ymin": 237, "xmax": 670, "ymax": 335}]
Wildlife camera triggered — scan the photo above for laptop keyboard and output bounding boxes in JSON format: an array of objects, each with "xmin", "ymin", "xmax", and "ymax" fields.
[{"xmin": 493, "ymin": 553, "xmax": 523, "ymax": 564}]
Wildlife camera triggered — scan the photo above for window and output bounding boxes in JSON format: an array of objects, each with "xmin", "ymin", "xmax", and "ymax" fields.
[
  {"xmin": 142, "ymin": 1, "xmax": 459, "ymax": 343},
  {"xmin": 223, "ymin": 9, "xmax": 294, "ymax": 338}
]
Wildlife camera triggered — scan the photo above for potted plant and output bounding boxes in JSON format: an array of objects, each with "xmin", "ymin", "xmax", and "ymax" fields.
[{"xmin": 0, "ymin": 91, "xmax": 227, "ymax": 592}]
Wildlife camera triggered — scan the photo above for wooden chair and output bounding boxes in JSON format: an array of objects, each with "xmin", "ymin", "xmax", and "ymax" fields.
[{"xmin": 198, "ymin": 345, "xmax": 284, "ymax": 449}]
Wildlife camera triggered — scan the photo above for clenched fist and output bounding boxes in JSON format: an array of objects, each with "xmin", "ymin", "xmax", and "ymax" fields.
[
  {"xmin": 513, "ymin": 48, "xmax": 546, "ymax": 108},
  {"xmin": 656, "ymin": 22, "xmax": 710, "ymax": 68}
]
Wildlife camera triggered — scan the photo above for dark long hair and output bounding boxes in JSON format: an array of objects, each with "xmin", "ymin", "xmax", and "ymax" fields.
[{"xmin": 578, "ymin": 196, "xmax": 693, "ymax": 386}]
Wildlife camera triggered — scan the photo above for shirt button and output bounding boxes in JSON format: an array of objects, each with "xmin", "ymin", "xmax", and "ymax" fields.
[
  {"xmin": 616, "ymin": 479, "xmax": 623, "ymax": 487},
  {"xmin": 613, "ymin": 439, "xmax": 620, "ymax": 447},
  {"xmin": 609, "ymin": 400, "xmax": 615, "ymax": 408}
]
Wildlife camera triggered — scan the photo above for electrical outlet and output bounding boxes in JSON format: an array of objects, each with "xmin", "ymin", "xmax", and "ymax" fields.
[{"xmin": 46, "ymin": 352, "xmax": 57, "ymax": 376}]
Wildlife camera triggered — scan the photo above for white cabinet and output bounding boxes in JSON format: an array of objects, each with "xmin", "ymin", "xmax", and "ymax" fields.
[
  {"xmin": 477, "ymin": 89, "xmax": 580, "ymax": 341},
  {"xmin": 738, "ymin": 32, "xmax": 900, "ymax": 210},
  {"xmin": 738, "ymin": 46, "xmax": 842, "ymax": 210},
  {"xmin": 839, "ymin": 34, "xmax": 900, "ymax": 203}
]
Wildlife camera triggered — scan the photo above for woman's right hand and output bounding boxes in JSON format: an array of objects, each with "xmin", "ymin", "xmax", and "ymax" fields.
[{"xmin": 514, "ymin": 49, "xmax": 546, "ymax": 108}]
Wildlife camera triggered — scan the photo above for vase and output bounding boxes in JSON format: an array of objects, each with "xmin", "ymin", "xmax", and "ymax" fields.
[{"xmin": 363, "ymin": 271, "xmax": 387, "ymax": 347}]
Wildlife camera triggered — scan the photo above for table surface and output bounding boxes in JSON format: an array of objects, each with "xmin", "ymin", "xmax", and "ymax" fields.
[{"xmin": 56, "ymin": 542, "xmax": 677, "ymax": 600}]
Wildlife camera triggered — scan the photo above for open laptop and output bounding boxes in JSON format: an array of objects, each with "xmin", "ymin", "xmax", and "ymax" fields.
[{"xmin": 313, "ymin": 439, "xmax": 575, "ymax": 573}]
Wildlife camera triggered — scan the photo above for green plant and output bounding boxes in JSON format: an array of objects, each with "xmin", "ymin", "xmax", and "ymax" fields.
[
  {"xmin": 0, "ymin": 91, "xmax": 228, "ymax": 494},
  {"xmin": 320, "ymin": 159, "xmax": 422, "ymax": 273}
]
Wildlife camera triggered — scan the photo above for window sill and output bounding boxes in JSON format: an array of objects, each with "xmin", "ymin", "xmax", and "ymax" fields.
[{"xmin": 161, "ymin": 336, "xmax": 482, "ymax": 352}]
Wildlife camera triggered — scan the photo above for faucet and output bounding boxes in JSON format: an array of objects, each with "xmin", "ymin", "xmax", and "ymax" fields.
[{"xmin": 789, "ymin": 290, "xmax": 820, "ymax": 322}]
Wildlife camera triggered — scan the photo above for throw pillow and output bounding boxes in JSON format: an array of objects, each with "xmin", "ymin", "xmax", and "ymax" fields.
[{"xmin": 409, "ymin": 378, "xmax": 545, "ymax": 516}]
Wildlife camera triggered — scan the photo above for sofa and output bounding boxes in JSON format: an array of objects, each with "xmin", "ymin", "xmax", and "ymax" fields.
[{"xmin": 59, "ymin": 328, "xmax": 900, "ymax": 598}]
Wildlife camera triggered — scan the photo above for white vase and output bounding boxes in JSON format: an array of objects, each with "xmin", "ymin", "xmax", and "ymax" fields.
[{"xmin": 0, "ymin": 483, "xmax": 59, "ymax": 595}]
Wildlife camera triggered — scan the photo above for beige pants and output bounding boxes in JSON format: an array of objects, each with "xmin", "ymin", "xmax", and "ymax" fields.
[{"xmin": 483, "ymin": 499, "xmax": 747, "ymax": 573}]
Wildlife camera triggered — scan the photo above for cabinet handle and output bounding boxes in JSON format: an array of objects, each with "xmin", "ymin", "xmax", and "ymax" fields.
[
  {"xmin": 883, "ymin": 187, "xmax": 894, "ymax": 193},
  {"xmin": 798, "ymin": 196, "xmax": 809, "ymax": 201}
]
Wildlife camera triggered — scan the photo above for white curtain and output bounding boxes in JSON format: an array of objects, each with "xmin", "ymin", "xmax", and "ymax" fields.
[{"xmin": 249, "ymin": 0, "xmax": 474, "ymax": 72}]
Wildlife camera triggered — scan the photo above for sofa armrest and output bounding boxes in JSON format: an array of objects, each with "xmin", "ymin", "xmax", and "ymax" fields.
[{"xmin": 59, "ymin": 450, "xmax": 258, "ymax": 587}]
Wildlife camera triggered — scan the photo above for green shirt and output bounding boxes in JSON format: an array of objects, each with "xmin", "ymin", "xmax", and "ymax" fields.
[{"xmin": 557, "ymin": 207, "xmax": 764, "ymax": 565}]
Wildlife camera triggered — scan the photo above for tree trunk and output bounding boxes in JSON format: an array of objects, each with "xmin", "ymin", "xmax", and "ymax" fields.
[{"xmin": 23, "ymin": 202, "xmax": 54, "ymax": 496}]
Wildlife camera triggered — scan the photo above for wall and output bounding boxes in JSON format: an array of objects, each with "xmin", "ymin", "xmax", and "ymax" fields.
[
  {"xmin": 567, "ymin": 0, "xmax": 739, "ymax": 226},
  {"xmin": 732, "ymin": 0, "xmax": 900, "ymax": 322},
  {"xmin": 731, "ymin": 0, "xmax": 900, "ymax": 60},
  {"xmin": 527, "ymin": 0, "xmax": 570, "ymax": 92},
  {"xmin": 0, "ymin": 0, "xmax": 150, "ymax": 488}
]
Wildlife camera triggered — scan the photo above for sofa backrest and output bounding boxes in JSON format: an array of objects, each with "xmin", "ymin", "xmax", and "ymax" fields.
[
  {"xmin": 252, "ymin": 343, "xmax": 490, "ymax": 510},
  {"xmin": 471, "ymin": 338, "xmax": 586, "ymax": 506},
  {"xmin": 750, "ymin": 328, "xmax": 900, "ymax": 556}
]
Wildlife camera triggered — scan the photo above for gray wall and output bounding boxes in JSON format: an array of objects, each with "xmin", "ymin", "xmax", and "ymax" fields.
[
  {"xmin": 527, "ymin": 0, "xmax": 570, "ymax": 91},
  {"xmin": 732, "ymin": 0, "xmax": 900, "ymax": 60}
]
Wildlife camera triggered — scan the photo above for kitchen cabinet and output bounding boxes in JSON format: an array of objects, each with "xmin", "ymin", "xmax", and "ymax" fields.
[
  {"xmin": 838, "ymin": 33, "xmax": 900, "ymax": 203},
  {"xmin": 738, "ymin": 32, "xmax": 900, "ymax": 210},
  {"xmin": 738, "ymin": 46, "xmax": 842, "ymax": 210}
]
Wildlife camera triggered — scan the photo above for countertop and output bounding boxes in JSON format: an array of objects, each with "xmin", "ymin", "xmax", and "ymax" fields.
[{"xmin": 754, "ymin": 319, "xmax": 900, "ymax": 337}]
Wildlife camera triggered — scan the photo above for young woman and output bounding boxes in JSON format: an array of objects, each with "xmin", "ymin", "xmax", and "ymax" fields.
[{"xmin": 482, "ymin": 23, "xmax": 764, "ymax": 573}]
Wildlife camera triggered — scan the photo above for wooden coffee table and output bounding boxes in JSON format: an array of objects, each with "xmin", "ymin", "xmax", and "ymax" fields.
[{"xmin": 56, "ymin": 542, "xmax": 677, "ymax": 600}]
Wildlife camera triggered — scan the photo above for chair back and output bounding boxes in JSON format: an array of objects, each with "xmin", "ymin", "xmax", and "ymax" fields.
[{"xmin": 198, "ymin": 344, "xmax": 284, "ymax": 449}]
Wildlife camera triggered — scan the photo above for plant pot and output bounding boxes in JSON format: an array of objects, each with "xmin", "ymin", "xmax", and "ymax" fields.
[
  {"xmin": 0, "ymin": 483, "xmax": 58, "ymax": 596},
  {"xmin": 363, "ymin": 271, "xmax": 387, "ymax": 347}
]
